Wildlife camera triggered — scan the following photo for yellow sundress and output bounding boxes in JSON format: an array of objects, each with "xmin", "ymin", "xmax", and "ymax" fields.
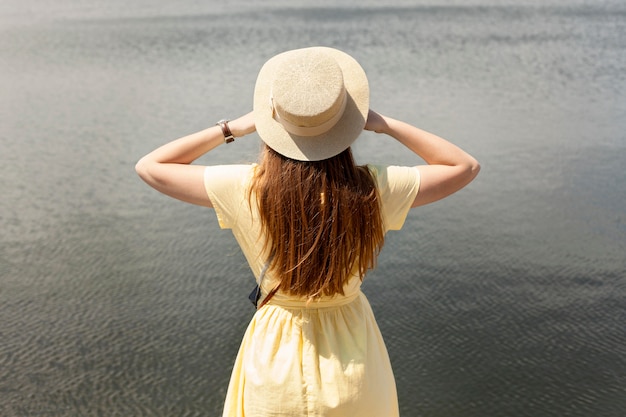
[{"xmin": 204, "ymin": 164, "xmax": 420, "ymax": 417}]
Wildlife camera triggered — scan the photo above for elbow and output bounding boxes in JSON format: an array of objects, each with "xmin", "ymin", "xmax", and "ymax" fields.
[
  {"xmin": 135, "ymin": 158, "xmax": 145, "ymax": 177},
  {"xmin": 134, "ymin": 158, "xmax": 170, "ymax": 190},
  {"xmin": 462, "ymin": 157, "xmax": 480, "ymax": 184},
  {"xmin": 135, "ymin": 157, "xmax": 151, "ymax": 182},
  {"xmin": 470, "ymin": 158, "xmax": 481, "ymax": 179}
]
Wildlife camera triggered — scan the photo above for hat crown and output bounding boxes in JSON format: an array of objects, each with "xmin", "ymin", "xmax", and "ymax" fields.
[
  {"xmin": 271, "ymin": 52, "xmax": 346, "ymax": 136},
  {"xmin": 254, "ymin": 46, "xmax": 369, "ymax": 161}
]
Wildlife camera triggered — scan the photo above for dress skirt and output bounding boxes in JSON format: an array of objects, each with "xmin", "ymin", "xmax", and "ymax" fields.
[{"xmin": 222, "ymin": 291, "xmax": 399, "ymax": 417}]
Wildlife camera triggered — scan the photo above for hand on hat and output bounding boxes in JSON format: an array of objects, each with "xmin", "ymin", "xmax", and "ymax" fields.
[
  {"xmin": 229, "ymin": 111, "xmax": 257, "ymax": 138},
  {"xmin": 364, "ymin": 110, "xmax": 389, "ymax": 134}
]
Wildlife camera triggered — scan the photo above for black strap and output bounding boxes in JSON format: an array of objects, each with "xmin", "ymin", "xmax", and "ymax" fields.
[{"xmin": 249, "ymin": 257, "xmax": 278, "ymax": 309}]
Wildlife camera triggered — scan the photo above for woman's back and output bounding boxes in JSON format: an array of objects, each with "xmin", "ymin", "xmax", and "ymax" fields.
[
  {"xmin": 249, "ymin": 146, "xmax": 384, "ymax": 299},
  {"xmin": 203, "ymin": 161, "xmax": 420, "ymax": 304}
]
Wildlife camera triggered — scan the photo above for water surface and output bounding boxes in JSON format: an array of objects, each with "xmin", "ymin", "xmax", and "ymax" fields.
[{"xmin": 1, "ymin": 1, "xmax": 625, "ymax": 416}]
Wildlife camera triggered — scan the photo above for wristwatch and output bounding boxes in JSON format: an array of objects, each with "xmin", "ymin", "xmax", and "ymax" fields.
[{"xmin": 216, "ymin": 119, "xmax": 235, "ymax": 144}]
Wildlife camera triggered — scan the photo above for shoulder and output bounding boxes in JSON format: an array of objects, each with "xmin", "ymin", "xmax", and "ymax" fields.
[
  {"xmin": 203, "ymin": 164, "xmax": 257, "ymax": 229},
  {"xmin": 204, "ymin": 164, "xmax": 256, "ymax": 186},
  {"xmin": 204, "ymin": 164, "xmax": 257, "ymax": 199},
  {"xmin": 366, "ymin": 164, "xmax": 421, "ymax": 231},
  {"xmin": 366, "ymin": 164, "xmax": 420, "ymax": 192},
  {"xmin": 205, "ymin": 163, "xmax": 256, "ymax": 177}
]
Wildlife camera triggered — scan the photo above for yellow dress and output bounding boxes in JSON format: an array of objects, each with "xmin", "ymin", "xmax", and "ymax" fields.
[{"xmin": 204, "ymin": 164, "xmax": 420, "ymax": 417}]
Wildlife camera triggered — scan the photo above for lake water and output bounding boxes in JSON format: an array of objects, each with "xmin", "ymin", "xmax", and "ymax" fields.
[{"xmin": 1, "ymin": 0, "xmax": 625, "ymax": 416}]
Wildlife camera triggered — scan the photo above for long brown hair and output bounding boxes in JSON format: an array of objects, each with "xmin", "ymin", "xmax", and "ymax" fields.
[{"xmin": 249, "ymin": 145, "xmax": 385, "ymax": 299}]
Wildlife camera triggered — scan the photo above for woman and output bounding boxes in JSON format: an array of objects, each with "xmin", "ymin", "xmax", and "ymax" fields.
[{"xmin": 136, "ymin": 47, "xmax": 479, "ymax": 416}]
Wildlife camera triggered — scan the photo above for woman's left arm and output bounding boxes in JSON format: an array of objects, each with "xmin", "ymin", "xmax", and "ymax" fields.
[{"xmin": 135, "ymin": 112, "xmax": 255, "ymax": 207}]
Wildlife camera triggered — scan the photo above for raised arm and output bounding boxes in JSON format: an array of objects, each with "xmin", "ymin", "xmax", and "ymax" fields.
[
  {"xmin": 135, "ymin": 112, "xmax": 255, "ymax": 207},
  {"xmin": 365, "ymin": 110, "xmax": 480, "ymax": 207}
]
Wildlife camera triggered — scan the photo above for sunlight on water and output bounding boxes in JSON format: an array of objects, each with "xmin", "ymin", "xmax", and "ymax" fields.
[{"xmin": 1, "ymin": 1, "xmax": 625, "ymax": 416}]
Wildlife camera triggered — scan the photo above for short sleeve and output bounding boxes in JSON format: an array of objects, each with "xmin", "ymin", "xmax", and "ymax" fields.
[
  {"xmin": 204, "ymin": 165, "xmax": 255, "ymax": 229},
  {"xmin": 368, "ymin": 165, "xmax": 420, "ymax": 231}
]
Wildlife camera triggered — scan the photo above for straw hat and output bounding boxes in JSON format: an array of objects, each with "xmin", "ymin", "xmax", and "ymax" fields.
[{"xmin": 253, "ymin": 47, "xmax": 369, "ymax": 161}]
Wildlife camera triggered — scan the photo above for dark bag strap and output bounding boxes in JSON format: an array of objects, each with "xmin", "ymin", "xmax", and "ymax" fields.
[{"xmin": 249, "ymin": 257, "xmax": 279, "ymax": 309}]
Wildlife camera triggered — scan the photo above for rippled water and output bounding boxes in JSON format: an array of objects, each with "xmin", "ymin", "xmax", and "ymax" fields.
[{"xmin": 1, "ymin": 1, "xmax": 625, "ymax": 416}]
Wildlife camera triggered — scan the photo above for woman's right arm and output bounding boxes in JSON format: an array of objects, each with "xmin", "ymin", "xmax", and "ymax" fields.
[
  {"xmin": 365, "ymin": 110, "xmax": 480, "ymax": 208},
  {"xmin": 135, "ymin": 112, "xmax": 256, "ymax": 207}
]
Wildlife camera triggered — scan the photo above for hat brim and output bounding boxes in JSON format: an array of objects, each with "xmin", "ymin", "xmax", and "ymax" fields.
[{"xmin": 254, "ymin": 47, "xmax": 369, "ymax": 162}]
